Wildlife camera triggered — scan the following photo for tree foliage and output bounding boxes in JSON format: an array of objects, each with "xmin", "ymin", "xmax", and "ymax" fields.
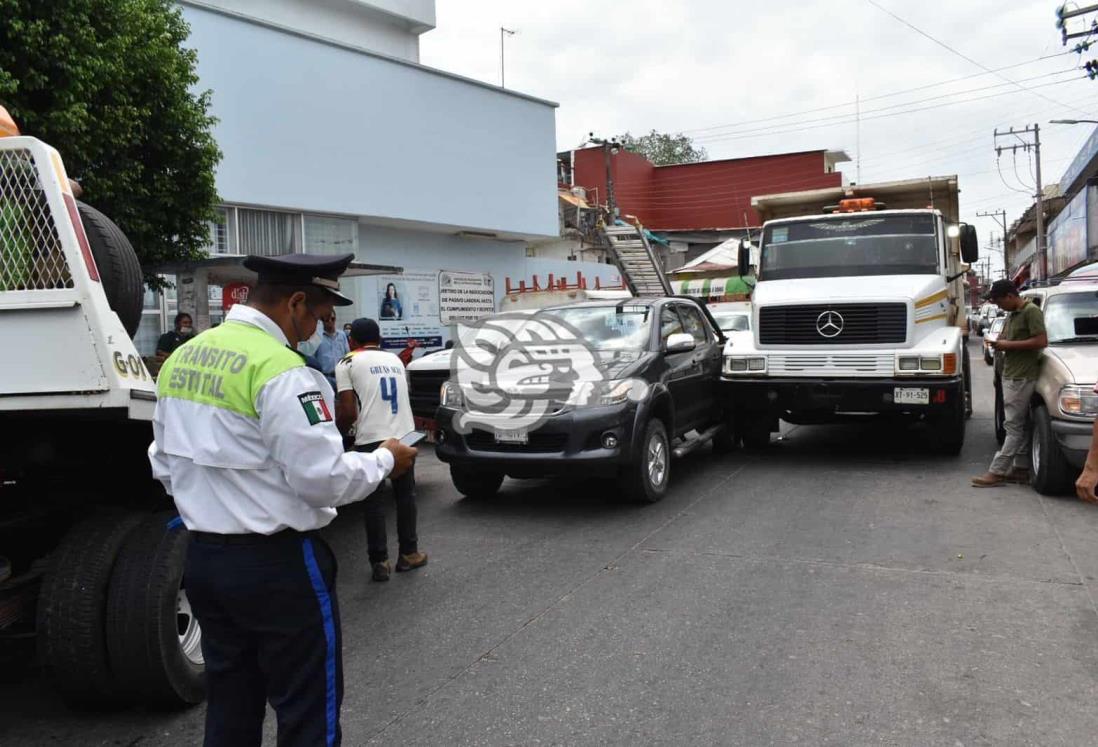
[
  {"xmin": 615, "ymin": 130, "xmax": 707, "ymax": 166},
  {"xmin": 0, "ymin": 0, "xmax": 221, "ymax": 276}
]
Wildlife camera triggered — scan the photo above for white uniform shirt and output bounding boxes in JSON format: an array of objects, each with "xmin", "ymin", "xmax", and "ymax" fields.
[
  {"xmin": 147, "ymin": 305, "xmax": 394, "ymax": 534},
  {"xmin": 335, "ymin": 347, "xmax": 415, "ymax": 446}
]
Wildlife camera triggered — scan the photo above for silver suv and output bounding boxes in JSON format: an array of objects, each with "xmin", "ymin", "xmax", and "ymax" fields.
[{"xmin": 1020, "ymin": 280, "xmax": 1098, "ymax": 494}]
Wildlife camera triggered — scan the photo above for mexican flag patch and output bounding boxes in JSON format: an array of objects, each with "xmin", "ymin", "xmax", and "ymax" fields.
[{"xmin": 298, "ymin": 391, "xmax": 333, "ymax": 426}]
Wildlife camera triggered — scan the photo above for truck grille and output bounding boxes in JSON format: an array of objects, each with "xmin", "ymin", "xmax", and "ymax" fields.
[
  {"xmin": 408, "ymin": 369, "xmax": 448, "ymax": 419},
  {"xmin": 767, "ymin": 353, "xmax": 894, "ymax": 377},
  {"xmin": 758, "ymin": 303, "xmax": 907, "ymax": 345}
]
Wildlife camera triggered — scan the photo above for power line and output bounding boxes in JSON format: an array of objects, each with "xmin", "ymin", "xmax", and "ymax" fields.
[
  {"xmin": 865, "ymin": 0, "xmax": 1093, "ymax": 117},
  {"xmin": 680, "ymin": 51, "xmax": 1071, "ymax": 136}
]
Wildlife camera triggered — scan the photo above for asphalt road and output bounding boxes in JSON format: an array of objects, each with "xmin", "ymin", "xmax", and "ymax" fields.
[{"xmin": 5, "ymin": 339, "xmax": 1098, "ymax": 746}]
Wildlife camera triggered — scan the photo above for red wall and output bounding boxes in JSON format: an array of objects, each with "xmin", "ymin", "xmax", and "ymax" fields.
[{"xmin": 573, "ymin": 147, "xmax": 843, "ymax": 230}]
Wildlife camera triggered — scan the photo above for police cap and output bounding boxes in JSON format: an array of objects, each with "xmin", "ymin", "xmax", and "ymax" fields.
[{"xmin": 243, "ymin": 253, "xmax": 355, "ymax": 306}]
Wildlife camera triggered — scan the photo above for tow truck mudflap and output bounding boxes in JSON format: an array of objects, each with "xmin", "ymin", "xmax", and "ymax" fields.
[{"xmin": 724, "ymin": 376, "xmax": 964, "ymax": 416}]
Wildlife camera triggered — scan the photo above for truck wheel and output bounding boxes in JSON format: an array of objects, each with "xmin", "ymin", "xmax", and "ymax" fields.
[
  {"xmin": 963, "ymin": 347, "xmax": 973, "ymax": 419},
  {"xmin": 932, "ymin": 400, "xmax": 965, "ymax": 456},
  {"xmin": 623, "ymin": 419, "xmax": 670, "ymax": 503},
  {"xmin": 738, "ymin": 418, "xmax": 771, "ymax": 449},
  {"xmin": 77, "ymin": 201, "xmax": 143, "ymax": 339},
  {"xmin": 36, "ymin": 511, "xmax": 142, "ymax": 705},
  {"xmin": 1031, "ymin": 405, "xmax": 1073, "ymax": 495},
  {"xmin": 711, "ymin": 411, "xmax": 736, "ymax": 454},
  {"xmin": 106, "ymin": 512, "xmax": 205, "ymax": 708},
  {"xmin": 994, "ymin": 383, "xmax": 1006, "ymax": 445},
  {"xmin": 450, "ymin": 466, "xmax": 503, "ymax": 499}
]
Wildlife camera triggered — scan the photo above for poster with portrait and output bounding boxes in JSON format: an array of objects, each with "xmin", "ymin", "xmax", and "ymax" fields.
[{"xmin": 376, "ymin": 272, "xmax": 443, "ymax": 351}]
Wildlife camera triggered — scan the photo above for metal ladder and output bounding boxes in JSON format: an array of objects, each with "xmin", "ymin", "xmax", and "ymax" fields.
[{"xmin": 602, "ymin": 223, "xmax": 673, "ymax": 297}]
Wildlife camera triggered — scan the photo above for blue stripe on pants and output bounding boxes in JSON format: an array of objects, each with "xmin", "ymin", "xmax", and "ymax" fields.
[{"xmin": 302, "ymin": 538, "xmax": 338, "ymax": 747}]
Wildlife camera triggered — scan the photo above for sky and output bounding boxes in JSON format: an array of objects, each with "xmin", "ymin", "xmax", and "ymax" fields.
[{"xmin": 420, "ymin": 0, "xmax": 1098, "ymax": 277}]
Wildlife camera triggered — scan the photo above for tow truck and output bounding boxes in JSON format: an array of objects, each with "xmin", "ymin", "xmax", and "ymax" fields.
[
  {"xmin": 0, "ymin": 111, "xmax": 204, "ymax": 706},
  {"xmin": 724, "ymin": 177, "xmax": 979, "ymax": 453}
]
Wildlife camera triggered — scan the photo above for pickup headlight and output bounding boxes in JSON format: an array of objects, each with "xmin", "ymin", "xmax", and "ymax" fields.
[
  {"xmin": 440, "ymin": 380, "xmax": 464, "ymax": 407},
  {"xmin": 590, "ymin": 378, "xmax": 648, "ymax": 406},
  {"xmin": 1059, "ymin": 385, "xmax": 1098, "ymax": 418},
  {"xmin": 724, "ymin": 356, "xmax": 766, "ymax": 374}
]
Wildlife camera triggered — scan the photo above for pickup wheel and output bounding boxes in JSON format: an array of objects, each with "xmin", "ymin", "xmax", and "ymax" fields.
[
  {"xmin": 77, "ymin": 202, "xmax": 143, "ymax": 339},
  {"xmin": 450, "ymin": 466, "xmax": 503, "ymax": 499},
  {"xmin": 106, "ymin": 512, "xmax": 205, "ymax": 708},
  {"xmin": 1031, "ymin": 404, "xmax": 1073, "ymax": 495},
  {"xmin": 623, "ymin": 419, "xmax": 670, "ymax": 503},
  {"xmin": 993, "ymin": 380, "xmax": 1006, "ymax": 445},
  {"xmin": 36, "ymin": 511, "xmax": 142, "ymax": 706}
]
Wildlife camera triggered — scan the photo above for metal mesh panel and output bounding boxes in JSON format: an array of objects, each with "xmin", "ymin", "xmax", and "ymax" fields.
[{"xmin": 0, "ymin": 148, "xmax": 72, "ymax": 291}]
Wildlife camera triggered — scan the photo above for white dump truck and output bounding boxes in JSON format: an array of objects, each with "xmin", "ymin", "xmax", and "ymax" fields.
[
  {"xmin": 723, "ymin": 176, "xmax": 979, "ymax": 453},
  {"xmin": 0, "ymin": 124, "xmax": 204, "ymax": 706}
]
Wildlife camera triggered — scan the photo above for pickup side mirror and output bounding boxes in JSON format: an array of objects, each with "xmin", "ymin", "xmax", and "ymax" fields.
[
  {"xmin": 959, "ymin": 224, "xmax": 979, "ymax": 264},
  {"xmin": 737, "ymin": 239, "xmax": 750, "ymax": 278},
  {"xmin": 664, "ymin": 332, "xmax": 696, "ymax": 354}
]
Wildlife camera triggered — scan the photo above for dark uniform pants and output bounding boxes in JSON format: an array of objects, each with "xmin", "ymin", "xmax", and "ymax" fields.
[
  {"xmin": 186, "ymin": 531, "xmax": 343, "ymax": 747},
  {"xmin": 356, "ymin": 442, "xmax": 417, "ymax": 564}
]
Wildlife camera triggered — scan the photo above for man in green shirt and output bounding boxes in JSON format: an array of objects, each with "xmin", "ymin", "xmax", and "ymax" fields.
[{"xmin": 972, "ymin": 280, "xmax": 1048, "ymax": 487}]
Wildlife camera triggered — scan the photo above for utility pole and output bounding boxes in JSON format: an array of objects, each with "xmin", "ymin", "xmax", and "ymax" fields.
[
  {"xmin": 500, "ymin": 27, "xmax": 516, "ymax": 88},
  {"xmin": 977, "ymin": 209, "xmax": 1008, "ymax": 279},
  {"xmin": 993, "ymin": 125, "xmax": 1045, "ymax": 278},
  {"xmin": 855, "ymin": 92, "xmax": 862, "ymax": 184}
]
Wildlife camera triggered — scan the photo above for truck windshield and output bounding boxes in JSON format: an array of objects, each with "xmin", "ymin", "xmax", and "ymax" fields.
[
  {"xmin": 543, "ymin": 306, "xmax": 651, "ymax": 351},
  {"xmin": 1044, "ymin": 291, "xmax": 1098, "ymax": 344},
  {"xmin": 760, "ymin": 214, "xmax": 939, "ymax": 281}
]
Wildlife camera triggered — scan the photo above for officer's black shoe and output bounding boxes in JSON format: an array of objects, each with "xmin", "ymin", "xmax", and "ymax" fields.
[
  {"xmin": 395, "ymin": 551, "xmax": 428, "ymax": 573},
  {"xmin": 371, "ymin": 561, "xmax": 391, "ymax": 582}
]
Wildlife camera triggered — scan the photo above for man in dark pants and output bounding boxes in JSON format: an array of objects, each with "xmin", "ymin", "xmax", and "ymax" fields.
[
  {"xmin": 335, "ymin": 318, "xmax": 427, "ymax": 582},
  {"xmin": 149, "ymin": 254, "xmax": 417, "ymax": 746}
]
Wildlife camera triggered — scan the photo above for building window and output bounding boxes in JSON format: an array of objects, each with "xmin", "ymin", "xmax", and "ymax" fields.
[
  {"xmin": 237, "ymin": 208, "xmax": 301, "ymax": 255},
  {"xmin": 205, "ymin": 207, "xmax": 237, "ymax": 255},
  {"xmin": 304, "ymin": 215, "xmax": 358, "ymax": 255}
]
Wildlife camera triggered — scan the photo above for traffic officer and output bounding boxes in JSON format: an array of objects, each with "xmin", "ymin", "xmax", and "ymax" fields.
[{"xmin": 148, "ymin": 253, "xmax": 417, "ymax": 747}]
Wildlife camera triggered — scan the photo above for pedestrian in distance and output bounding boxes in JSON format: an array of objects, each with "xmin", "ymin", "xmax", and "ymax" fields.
[
  {"xmin": 335, "ymin": 318, "xmax": 427, "ymax": 582},
  {"xmin": 972, "ymin": 280, "xmax": 1047, "ymax": 488},
  {"xmin": 148, "ymin": 253, "xmax": 418, "ymax": 747},
  {"xmin": 156, "ymin": 312, "xmax": 193, "ymax": 359},
  {"xmin": 316, "ymin": 311, "xmax": 350, "ymax": 392}
]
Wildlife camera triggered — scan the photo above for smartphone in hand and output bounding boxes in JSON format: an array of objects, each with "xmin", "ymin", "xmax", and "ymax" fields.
[{"xmin": 399, "ymin": 430, "xmax": 427, "ymax": 448}]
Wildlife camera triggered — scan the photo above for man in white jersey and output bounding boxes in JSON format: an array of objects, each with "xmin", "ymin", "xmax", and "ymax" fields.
[{"xmin": 335, "ymin": 318, "xmax": 427, "ymax": 582}]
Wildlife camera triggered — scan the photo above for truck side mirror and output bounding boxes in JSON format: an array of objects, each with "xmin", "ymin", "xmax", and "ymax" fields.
[
  {"xmin": 737, "ymin": 239, "xmax": 750, "ymax": 277},
  {"xmin": 959, "ymin": 224, "xmax": 979, "ymax": 264}
]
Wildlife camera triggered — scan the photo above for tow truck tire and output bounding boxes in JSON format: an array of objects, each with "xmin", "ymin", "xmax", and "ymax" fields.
[
  {"xmin": 623, "ymin": 419, "xmax": 670, "ymax": 503},
  {"xmin": 1031, "ymin": 405, "xmax": 1073, "ymax": 495},
  {"xmin": 76, "ymin": 201, "xmax": 143, "ymax": 339},
  {"xmin": 450, "ymin": 466, "xmax": 503, "ymax": 499},
  {"xmin": 106, "ymin": 512, "xmax": 205, "ymax": 708},
  {"xmin": 36, "ymin": 511, "xmax": 142, "ymax": 706}
]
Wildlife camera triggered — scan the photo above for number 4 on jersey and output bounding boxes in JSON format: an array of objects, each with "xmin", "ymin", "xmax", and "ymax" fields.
[{"xmin": 380, "ymin": 376, "xmax": 399, "ymax": 415}]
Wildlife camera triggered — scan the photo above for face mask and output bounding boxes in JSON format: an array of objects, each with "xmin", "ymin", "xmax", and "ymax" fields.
[{"xmin": 179, "ymin": 325, "xmax": 193, "ymax": 336}]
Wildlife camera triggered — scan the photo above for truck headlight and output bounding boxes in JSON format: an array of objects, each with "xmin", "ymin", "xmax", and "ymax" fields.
[
  {"xmin": 1059, "ymin": 385, "xmax": 1098, "ymax": 418},
  {"xmin": 898, "ymin": 357, "xmax": 920, "ymax": 371},
  {"xmin": 724, "ymin": 356, "xmax": 766, "ymax": 374},
  {"xmin": 440, "ymin": 380, "xmax": 463, "ymax": 407},
  {"xmin": 895, "ymin": 354, "xmax": 956, "ymax": 375}
]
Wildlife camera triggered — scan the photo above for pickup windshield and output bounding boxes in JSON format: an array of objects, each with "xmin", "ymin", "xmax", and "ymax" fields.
[
  {"xmin": 760, "ymin": 214, "xmax": 939, "ymax": 281},
  {"xmin": 1045, "ymin": 291, "xmax": 1098, "ymax": 344},
  {"xmin": 543, "ymin": 306, "xmax": 651, "ymax": 351}
]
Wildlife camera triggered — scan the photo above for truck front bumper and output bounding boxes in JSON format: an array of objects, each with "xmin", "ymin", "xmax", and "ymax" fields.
[
  {"xmin": 723, "ymin": 376, "xmax": 964, "ymax": 421},
  {"xmin": 434, "ymin": 403, "xmax": 640, "ymax": 478}
]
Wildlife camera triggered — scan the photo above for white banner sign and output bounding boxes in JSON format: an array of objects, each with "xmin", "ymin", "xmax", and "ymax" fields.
[{"xmin": 439, "ymin": 270, "xmax": 496, "ymax": 324}]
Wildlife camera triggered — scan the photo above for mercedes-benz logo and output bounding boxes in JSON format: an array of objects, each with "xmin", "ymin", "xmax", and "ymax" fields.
[{"xmin": 816, "ymin": 310, "xmax": 844, "ymax": 338}]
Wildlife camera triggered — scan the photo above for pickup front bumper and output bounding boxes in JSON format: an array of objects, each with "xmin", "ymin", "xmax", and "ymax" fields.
[
  {"xmin": 434, "ymin": 402, "xmax": 640, "ymax": 478},
  {"xmin": 724, "ymin": 376, "xmax": 965, "ymax": 421}
]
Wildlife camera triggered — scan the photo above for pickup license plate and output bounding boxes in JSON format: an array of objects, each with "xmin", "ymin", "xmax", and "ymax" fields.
[
  {"xmin": 894, "ymin": 387, "xmax": 930, "ymax": 406},
  {"xmin": 494, "ymin": 429, "xmax": 528, "ymax": 445}
]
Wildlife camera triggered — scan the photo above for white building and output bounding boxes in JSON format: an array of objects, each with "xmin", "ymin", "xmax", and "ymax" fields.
[{"xmin": 137, "ymin": 0, "xmax": 619, "ymax": 355}]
